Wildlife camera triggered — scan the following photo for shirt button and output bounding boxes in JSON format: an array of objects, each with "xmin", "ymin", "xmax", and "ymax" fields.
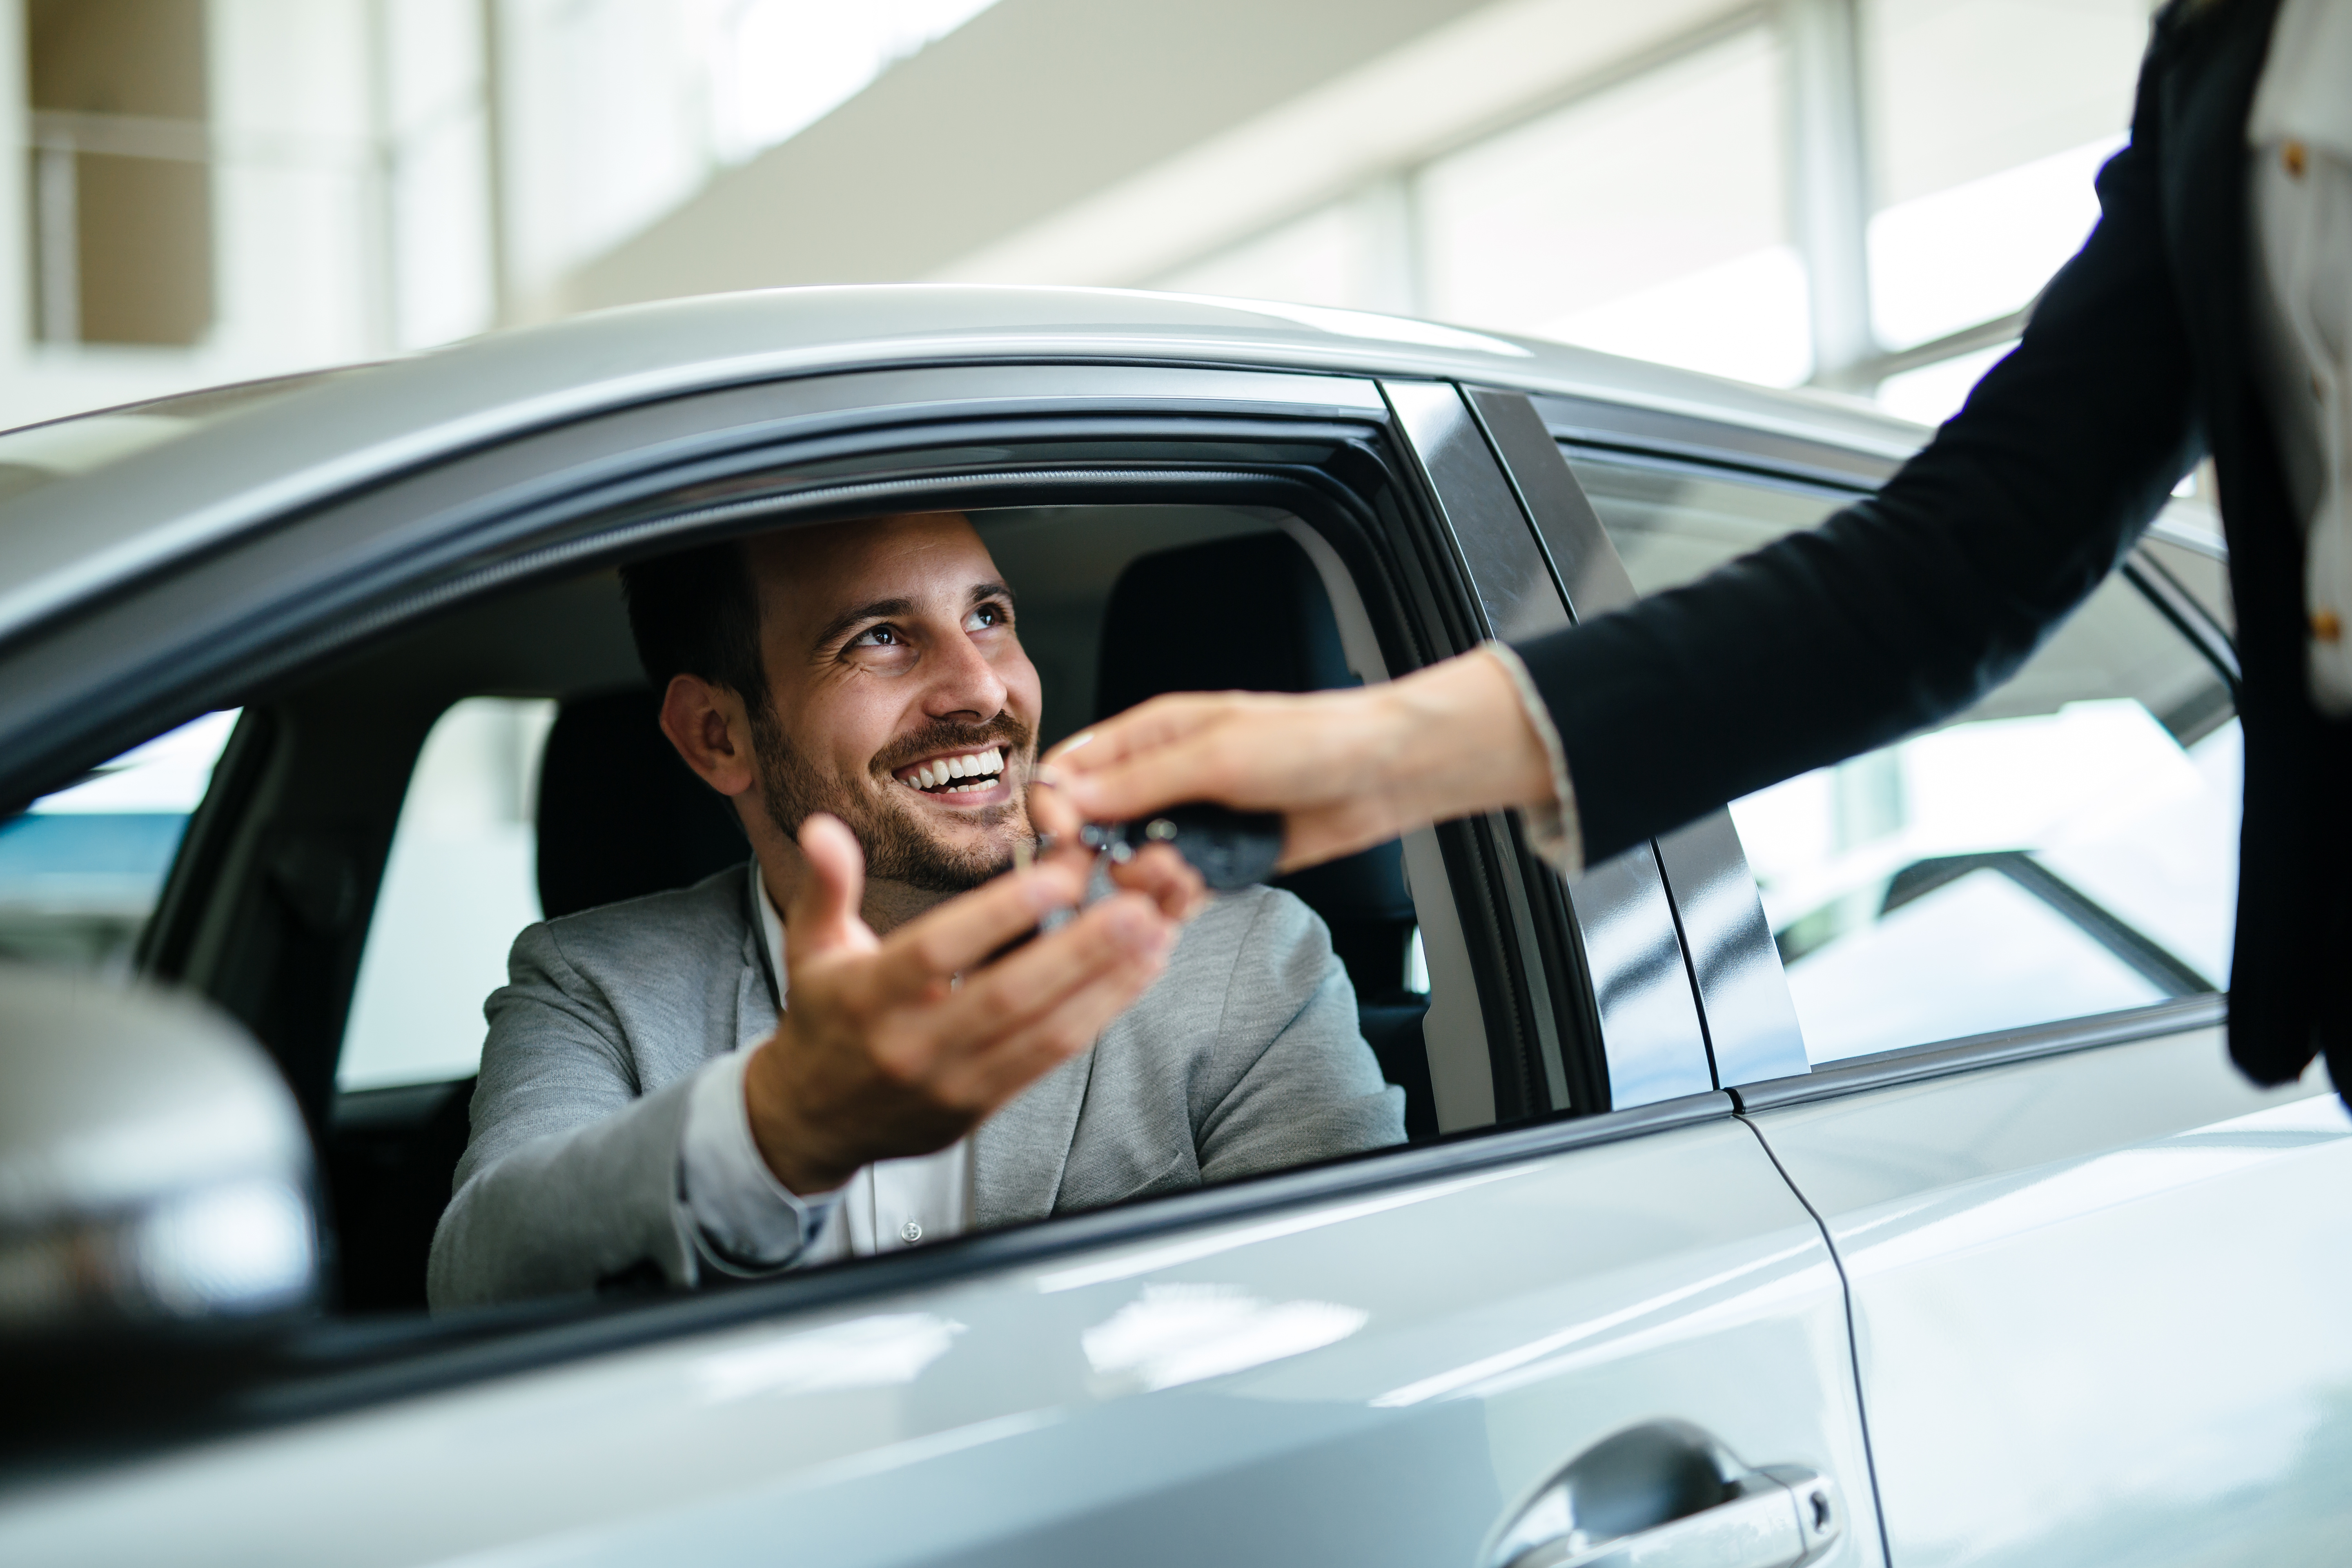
[
  {"xmin": 2313, "ymin": 609, "xmax": 2343, "ymax": 645},
  {"xmin": 900, "ymin": 1220, "xmax": 924, "ymax": 1242},
  {"xmin": 2285, "ymin": 140, "xmax": 2307, "ymax": 178}
]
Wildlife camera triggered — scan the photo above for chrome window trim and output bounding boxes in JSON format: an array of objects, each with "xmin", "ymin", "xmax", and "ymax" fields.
[{"xmin": 1727, "ymin": 995, "xmax": 2229, "ymax": 1113}]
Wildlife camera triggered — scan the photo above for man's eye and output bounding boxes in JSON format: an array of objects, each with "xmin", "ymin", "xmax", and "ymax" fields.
[
  {"xmin": 850, "ymin": 626, "xmax": 902, "ymax": 648},
  {"xmin": 965, "ymin": 604, "xmax": 1008, "ymax": 631}
]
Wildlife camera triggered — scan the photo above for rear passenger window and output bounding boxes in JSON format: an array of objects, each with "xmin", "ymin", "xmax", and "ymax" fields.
[
  {"xmin": 1570, "ymin": 456, "xmax": 2239, "ymax": 1062},
  {"xmin": 339, "ymin": 697, "xmax": 555, "ymax": 1089},
  {"xmin": 0, "ymin": 710, "xmax": 236, "ymax": 972}
]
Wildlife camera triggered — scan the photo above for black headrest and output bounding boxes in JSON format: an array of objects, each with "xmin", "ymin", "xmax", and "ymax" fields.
[
  {"xmin": 1096, "ymin": 533, "xmax": 1412, "ymax": 924},
  {"xmin": 535, "ymin": 689, "xmax": 747, "ymax": 921},
  {"xmin": 1096, "ymin": 532, "xmax": 1355, "ymax": 718}
]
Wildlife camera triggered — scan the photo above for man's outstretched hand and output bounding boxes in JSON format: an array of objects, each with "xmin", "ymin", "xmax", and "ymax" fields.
[
  {"xmin": 1040, "ymin": 647, "xmax": 1557, "ymax": 874},
  {"xmin": 742, "ymin": 806, "xmax": 1204, "ymax": 1197}
]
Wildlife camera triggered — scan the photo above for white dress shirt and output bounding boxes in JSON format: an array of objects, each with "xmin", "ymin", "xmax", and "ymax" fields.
[
  {"xmin": 678, "ymin": 860, "xmax": 973, "ymax": 1271},
  {"xmin": 2250, "ymin": 0, "xmax": 2352, "ymax": 713}
]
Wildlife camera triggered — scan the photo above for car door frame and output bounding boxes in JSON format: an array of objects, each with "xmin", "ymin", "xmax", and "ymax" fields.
[
  {"xmin": 2, "ymin": 361, "xmax": 1891, "ymax": 1568},
  {"xmin": 3, "ymin": 354, "xmax": 1647, "ymax": 1466}
]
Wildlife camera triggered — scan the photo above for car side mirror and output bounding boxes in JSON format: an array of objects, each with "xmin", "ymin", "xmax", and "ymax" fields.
[{"xmin": 0, "ymin": 964, "xmax": 320, "ymax": 1330}]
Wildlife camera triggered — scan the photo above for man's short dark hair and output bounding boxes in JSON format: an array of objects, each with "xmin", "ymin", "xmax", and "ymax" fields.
[{"xmin": 618, "ymin": 540, "xmax": 769, "ymax": 708}]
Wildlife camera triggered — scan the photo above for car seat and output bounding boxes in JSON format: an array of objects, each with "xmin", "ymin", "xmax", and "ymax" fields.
[
  {"xmin": 1095, "ymin": 532, "xmax": 1436, "ymax": 1139},
  {"xmin": 535, "ymin": 688, "xmax": 749, "ymax": 920}
]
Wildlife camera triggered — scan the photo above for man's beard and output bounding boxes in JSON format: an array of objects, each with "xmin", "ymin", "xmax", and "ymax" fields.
[{"xmin": 749, "ymin": 708, "xmax": 1035, "ymax": 893}]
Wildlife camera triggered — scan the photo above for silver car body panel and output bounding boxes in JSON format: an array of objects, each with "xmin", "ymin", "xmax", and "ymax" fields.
[
  {"xmin": 1743, "ymin": 1033, "xmax": 2352, "ymax": 1566},
  {"xmin": 0, "ymin": 1108, "xmax": 1885, "ymax": 1568}
]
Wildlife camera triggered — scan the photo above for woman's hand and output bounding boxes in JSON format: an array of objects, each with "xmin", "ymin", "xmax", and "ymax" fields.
[{"xmin": 1041, "ymin": 647, "xmax": 1557, "ymax": 873}]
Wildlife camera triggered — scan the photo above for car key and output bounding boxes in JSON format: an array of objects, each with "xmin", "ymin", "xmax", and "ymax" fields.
[
  {"xmin": 992, "ymin": 802, "xmax": 1282, "ymax": 967},
  {"xmin": 1080, "ymin": 802, "xmax": 1285, "ymax": 891}
]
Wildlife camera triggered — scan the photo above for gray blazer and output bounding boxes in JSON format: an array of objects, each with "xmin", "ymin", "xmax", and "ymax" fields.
[{"xmin": 428, "ymin": 866, "xmax": 1404, "ymax": 1308}]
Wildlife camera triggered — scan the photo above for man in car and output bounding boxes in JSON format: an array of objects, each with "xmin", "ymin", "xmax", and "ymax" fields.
[{"xmin": 428, "ymin": 511, "xmax": 1404, "ymax": 1308}]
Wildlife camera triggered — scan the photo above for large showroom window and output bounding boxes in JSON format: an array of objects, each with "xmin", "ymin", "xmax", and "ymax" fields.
[
  {"xmin": 1863, "ymin": 0, "xmax": 2152, "ymax": 420},
  {"xmin": 1148, "ymin": 0, "xmax": 2162, "ymax": 426},
  {"xmin": 1416, "ymin": 26, "xmax": 1807, "ymax": 388}
]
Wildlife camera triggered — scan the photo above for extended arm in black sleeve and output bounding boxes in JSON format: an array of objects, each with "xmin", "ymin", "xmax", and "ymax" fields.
[{"xmin": 1514, "ymin": 43, "xmax": 2203, "ymax": 864}]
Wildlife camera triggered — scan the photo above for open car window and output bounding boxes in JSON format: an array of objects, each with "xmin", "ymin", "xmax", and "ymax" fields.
[
  {"xmin": 1566, "ymin": 454, "xmax": 2238, "ymax": 1064},
  {"xmin": 297, "ymin": 501, "xmax": 1477, "ymax": 1315}
]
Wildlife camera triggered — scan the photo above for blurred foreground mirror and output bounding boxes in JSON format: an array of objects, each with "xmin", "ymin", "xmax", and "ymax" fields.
[{"xmin": 0, "ymin": 964, "xmax": 318, "ymax": 1330}]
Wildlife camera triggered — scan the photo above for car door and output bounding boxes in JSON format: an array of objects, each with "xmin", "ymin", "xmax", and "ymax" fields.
[
  {"xmin": 0, "ymin": 364, "xmax": 1874, "ymax": 1568},
  {"xmin": 1483, "ymin": 395, "xmax": 2352, "ymax": 1567}
]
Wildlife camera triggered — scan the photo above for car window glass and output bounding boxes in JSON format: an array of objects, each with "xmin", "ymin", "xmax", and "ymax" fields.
[
  {"xmin": 2144, "ymin": 534, "xmax": 2234, "ymax": 637},
  {"xmin": 0, "ymin": 710, "xmax": 237, "ymax": 972},
  {"xmin": 1568, "ymin": 454, "xmax": 2239, "ymax": 1063},
  {"xmin": 339, "ymin": 697, "xmax": 555, "ymax": 1090}
]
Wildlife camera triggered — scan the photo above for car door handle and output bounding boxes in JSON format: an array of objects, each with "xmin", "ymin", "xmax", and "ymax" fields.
[{"xmin": 1490, "ymin": 1421, "xmax": 1842, "ymax": 1568}]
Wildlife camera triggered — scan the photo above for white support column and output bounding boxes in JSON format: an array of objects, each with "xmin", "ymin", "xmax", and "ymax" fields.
[
  {"xmin": 480, "ymin": 0, "xmax": 512, "ymax": 329},
  {"xmin": 360, "ymin": 0, "xmax": 398, "ymax": 354},
  {"xmin": 1784, "ymin": 0, "xmax": 1877, "ymax": 389},
  {"xmin": 1350, "ymin": 172, "xmax": 1421, "ymax": 317},
  {"xmin": 32, "ymin": 139, "xmax": 76, "ymax": 345},
  {"xmin": 0, "ymin": 0, "xmax": 30, "ymax": 366}
]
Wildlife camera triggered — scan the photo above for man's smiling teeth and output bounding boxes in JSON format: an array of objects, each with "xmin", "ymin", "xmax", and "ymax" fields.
[{"xmin": 901, "ymin": 747, "xmax": 1005, "ymax": 793}]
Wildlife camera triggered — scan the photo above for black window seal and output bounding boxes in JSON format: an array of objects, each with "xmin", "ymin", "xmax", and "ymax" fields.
[{"xmin": 2123, "ymin": 551, "xmax": 2241, "ymax": 686}]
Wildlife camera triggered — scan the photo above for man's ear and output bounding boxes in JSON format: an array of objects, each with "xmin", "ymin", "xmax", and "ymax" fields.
[{"xmin": 658, "ymin": 673, "xmax": 758, "ymax": 797}]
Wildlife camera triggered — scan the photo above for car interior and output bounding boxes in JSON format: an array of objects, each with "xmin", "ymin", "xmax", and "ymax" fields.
[{"xmin": 129, "ymin": 503, "xmax": 1453, "ymax": 1315}]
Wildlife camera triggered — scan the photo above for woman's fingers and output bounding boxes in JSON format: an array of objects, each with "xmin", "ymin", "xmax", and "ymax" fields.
[
  {"xmin": 1047, "ymin": 699, "xmax": 1283, "ymax": 823},
  {"xmin": 1040, "ymin": 696, "xmax": 1220, "ymax": 773}
]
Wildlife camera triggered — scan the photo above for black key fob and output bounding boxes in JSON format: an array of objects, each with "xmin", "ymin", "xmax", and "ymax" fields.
[{"xmin": 1082, "ymin": 803, "xmax": 1285, "ymax": 891}]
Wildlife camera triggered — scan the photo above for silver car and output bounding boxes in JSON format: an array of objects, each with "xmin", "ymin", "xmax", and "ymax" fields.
[{"xmin": 0, "ymin": 287, "xmax": 2344, "ymax": 1567}]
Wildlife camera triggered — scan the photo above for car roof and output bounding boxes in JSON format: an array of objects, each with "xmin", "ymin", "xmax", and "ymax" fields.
[{"xmin": 0, "ymin": 284, "xmax": 1929, "ymax": 647}]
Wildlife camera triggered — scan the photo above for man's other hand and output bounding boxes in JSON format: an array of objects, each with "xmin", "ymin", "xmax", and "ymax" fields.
[{"xmin": 742, "ymin": 811, "xmax": 1201, "ymax": 1196}]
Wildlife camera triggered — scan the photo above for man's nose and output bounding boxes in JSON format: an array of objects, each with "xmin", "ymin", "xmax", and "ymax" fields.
[{"xmin": 924, "ymin": 625, "xmax": 1009, "ymax": 720}]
